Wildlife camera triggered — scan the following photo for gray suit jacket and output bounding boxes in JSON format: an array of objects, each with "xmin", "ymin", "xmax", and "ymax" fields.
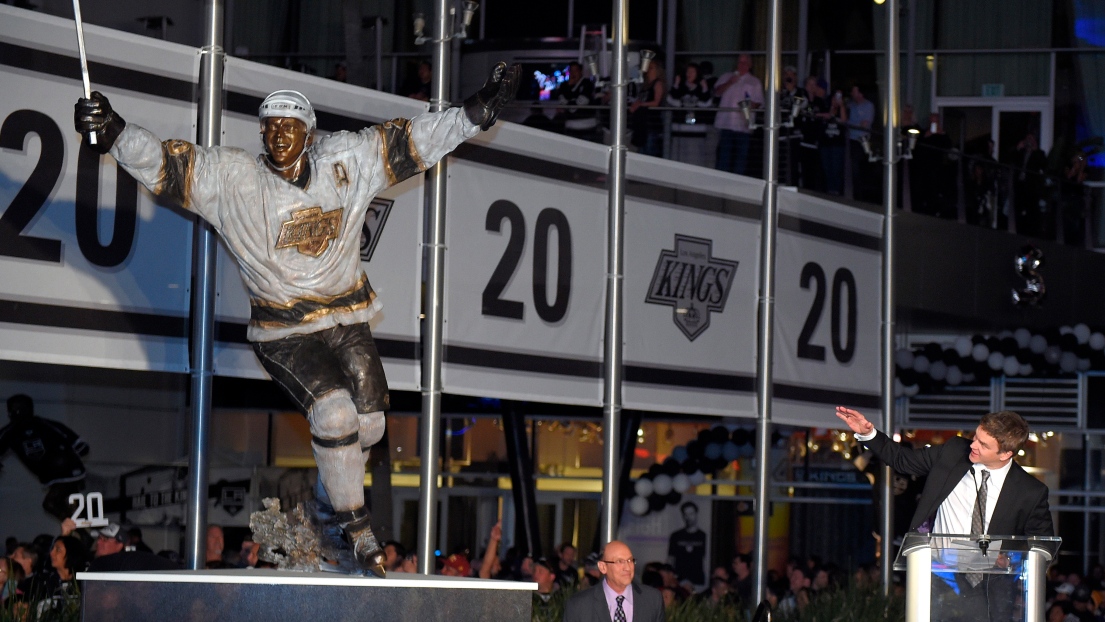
[{"xmin": 563, "ymin": 581, "xmax": 665, "ymax": 622}]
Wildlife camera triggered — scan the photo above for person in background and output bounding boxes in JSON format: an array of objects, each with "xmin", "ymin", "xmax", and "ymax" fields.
[
  {"xmin": 714, "ymin": 54, "xmax": 764, "ymax": 175},
  {"xmin": 555, "ymin": 542, "xmax": 579, "ymax": 588},
  {"xmin": 629, "ymin": 59, "xmax": 666, "ymax": 157},
  {"xmin": 819, "ymin": 86, "xmax": 847, "ymax": 195},
  {"xmin": 405, "ymin": 60, "xmax": 432, "ymax": 101}
]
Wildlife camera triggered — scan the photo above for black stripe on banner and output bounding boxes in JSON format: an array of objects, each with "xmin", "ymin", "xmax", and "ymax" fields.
[
  {"xmin": 777, "ymin": 213, "xmax": 882, "ymax": 251},
  {"xmin": 0, "ymin": 41, "xmax": 193, "ymax": 102},
  {"xmin": 774, "ymin": 382, "xmax": 881, "ymax": 409},
  {"xmin": 625, "ymin": 364, "xmax": 755, "ymax": 392},
  {"xmin": 0, "ymin": 299, "xmax": 186, "ymax": 338},
  {"xmin": 445, "ymin": 345, "xmax": 602, "ymax": 378}
]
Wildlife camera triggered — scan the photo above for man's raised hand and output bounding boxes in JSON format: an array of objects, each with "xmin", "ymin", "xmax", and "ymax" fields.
[{"xmin": 835, "ymin": 406, "xmax": 874, "ymax": 436}]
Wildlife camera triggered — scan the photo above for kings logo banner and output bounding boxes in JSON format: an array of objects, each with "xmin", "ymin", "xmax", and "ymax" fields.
[{"xmin": 645, "ymin": 235, "xmax": 738, "ymax": 341}]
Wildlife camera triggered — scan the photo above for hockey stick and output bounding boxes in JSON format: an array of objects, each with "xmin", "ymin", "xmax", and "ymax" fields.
[{"xmin": 72, "ymin": 0, "xmax": 96, "ymax": 145}]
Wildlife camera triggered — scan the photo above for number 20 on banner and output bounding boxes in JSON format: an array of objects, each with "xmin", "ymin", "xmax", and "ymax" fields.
[{"xmin": 68, "ymin": 492, "xmax": 109, "ymax": 528}]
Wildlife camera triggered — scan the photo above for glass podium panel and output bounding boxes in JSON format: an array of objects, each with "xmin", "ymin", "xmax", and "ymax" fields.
[{"xmin": 892, "ymin": 534, "xmax": 1061, "ymax": 622}]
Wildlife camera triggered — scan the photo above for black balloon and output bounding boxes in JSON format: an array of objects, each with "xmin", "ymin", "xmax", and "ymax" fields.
[
  {"xmin": 662, "ymin": 457, "xmax": 681, "ymax": 476},
  {"xmin": 711, "ymin": 426, "xmax": 730, "ymax": 444},
  {"xmin": 1060, "ymin": 334, "xmax": 1078, "ymax": 351},
  {"xmin": 687, "ymin": 439, "xmax": 704, "ymax": 459},
  {"xmin": 647, "ymin": 464, "xmax": 663, "ymax": 478},
  {"xmin": 732, "ymin": 428, "xmax": 750, "ymax": 446},
  {"xmin": 681, "ymin": 459, "xmax": 699, "ymax": 475},
  {"xmin": 1000, "ymin": 338, "xmax": 1018, "ymax": 356},
  {"xmin": 649, "ymin": 494, "xmax": 666, "ymax": 512},
  {"xmin": 972, "ymin": 334, "xmax": 985, "ymax": 345},
  {"xmin": 697, "ymin": 429, "xmax": 713, "ymax": 444},
  {"xmin": 942, "ymin": 349, "xmax": 960, "ymax": 365},
  {"xmin": 771, "ymin": 430, "xmax": 784, "ymax": 446},
  {"xmin": 924, "ymin": 343, "xmax": 942, "ymax": 359},
  {"xmin": 665, "ymin": 491, "xmax": 682, "ymax": 505}
]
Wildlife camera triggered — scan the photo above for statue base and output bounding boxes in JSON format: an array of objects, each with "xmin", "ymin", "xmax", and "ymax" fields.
[{"xmin": 77, "ymin": 569, "xmax": 535, "ymax": 621}]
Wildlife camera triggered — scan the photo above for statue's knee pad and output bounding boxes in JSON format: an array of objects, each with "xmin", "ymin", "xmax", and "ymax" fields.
[
  {"xmin": 308, "ymin": 390, "xmax": 359, "ymax": 445},
  {"xmin": 359, "ymin": 411, "xmax": 385, "ymax": 448}
]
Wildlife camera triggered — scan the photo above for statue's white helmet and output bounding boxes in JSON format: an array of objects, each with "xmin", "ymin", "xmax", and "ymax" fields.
[{"xmin": 259, "ymin": 89, "xmax": 316, "ymax": 132}]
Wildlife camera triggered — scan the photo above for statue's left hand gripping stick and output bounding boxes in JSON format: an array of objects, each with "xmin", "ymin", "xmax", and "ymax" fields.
[{"xmin": 72, "ymin": 0, "xmax": 97, "ymax": 145}]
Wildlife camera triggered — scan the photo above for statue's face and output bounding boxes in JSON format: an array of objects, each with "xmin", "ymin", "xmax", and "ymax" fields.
[{"xmin": 262, "ymin": 117, "xmax": 311, "ymax": 169}]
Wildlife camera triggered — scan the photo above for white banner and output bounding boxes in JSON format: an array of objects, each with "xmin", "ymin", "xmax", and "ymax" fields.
[
  {"xmin": 623, "ymin": 199, "xmax": 759, "ymax": 417},
  {"xmin": 772, "ymin": 189, "xmax": 883, "ymax": 426},
  {"xmin": 442, "ymin": 158, "xmax": 607, "ymax": 405}
]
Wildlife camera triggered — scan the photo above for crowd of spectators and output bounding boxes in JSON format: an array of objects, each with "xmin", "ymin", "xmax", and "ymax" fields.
[{"xmin": 1046, "ymin": 566, "xmax": 1105, "ymax": 622}]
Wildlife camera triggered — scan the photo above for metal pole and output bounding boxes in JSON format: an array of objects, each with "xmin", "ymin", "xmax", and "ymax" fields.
[
  {"xmin": 1085, "ymin": 434, "xmax": 1091, "ymax": 575},
  {"xmin": 753, "ymin": 0, "xmax": 782, "ymax": 604},
  {"xmin": 185, "ymin": 0, "xmax": 224, "ymax": 571},
  {"xmin": 880, "ymin": 0, "xmax": 900, "ymax": 594},
  {"xmin": 905, "ymin": 0, "xmax": 916, "ymax": 110},
  {"xmin": 417, "ymin": 0, "xmax": 451, "ymax": 575},
  {"xmin": 600, "ymin": 0, "xmax": 629, "ymax": 546}
]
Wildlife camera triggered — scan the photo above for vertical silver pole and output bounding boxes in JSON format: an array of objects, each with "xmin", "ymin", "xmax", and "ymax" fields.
[
  {"xmin": 905, "ymin": 0, "xmax": 916, "ymax": 110},
  {"xmin": 417, "ymin": 0, "xmax": 451, "ymax": 575},
  {"xmin": 752, "ymin": 0, "xmax": 782, "ymax": 604},
  {"xmin": 600, "ymin": 0, "xmax": 629, "ymax": 545},
  {"xmin": 1084, "ymin": 434, "xmax": 1091, "ymax": 576},
  {"xmin": 655, "ymin": 0, "xmax": 663, "ymax": 46},
  {"xmin": 880, "ymin": 0, "xmax": 900, "ymax": 594},
  {"xmin": 567, "ymin": 0, "xmax": 574, "ymax": 38},
  {"xmin": 185, "ymin": 0, "xmax": 224, "ymax": 571}
]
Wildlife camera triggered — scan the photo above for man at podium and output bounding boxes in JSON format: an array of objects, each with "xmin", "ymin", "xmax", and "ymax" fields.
[{"xmin": 836, "ymin": 407, "xmax": 1053, "ymax": 621}]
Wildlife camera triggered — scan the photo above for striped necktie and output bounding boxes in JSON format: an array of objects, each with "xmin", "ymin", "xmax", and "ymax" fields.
[{"xmin": 967, "ymin": 470, "xmax": 990, "ymax": 587}]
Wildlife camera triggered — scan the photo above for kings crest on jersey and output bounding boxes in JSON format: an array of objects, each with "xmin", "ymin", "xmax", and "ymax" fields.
[
  {"xmin": 108, "ymin": 108, "xmax": 479, "ymax": 342},
  {"xmin": 645, "ymin": 235, "xmax": 738, "ymax": 341}
]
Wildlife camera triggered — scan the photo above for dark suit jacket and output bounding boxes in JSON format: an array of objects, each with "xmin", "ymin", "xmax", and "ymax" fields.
[
  {"xmin": 863, "ymin": 432, "xmax": 1053, "ymax": 536},
  {"xmin": 563, "ymin": 581, "xmax": 665, "ymax": 622}
]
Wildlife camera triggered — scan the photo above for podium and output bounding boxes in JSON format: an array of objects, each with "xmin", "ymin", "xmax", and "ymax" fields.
[{"xmin": 892, "ymin": 533, "xmax": 1061, "ymax": 622}]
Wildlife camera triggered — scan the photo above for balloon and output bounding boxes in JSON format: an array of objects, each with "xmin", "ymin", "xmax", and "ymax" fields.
[
  {"xmin": 672, "ymin": 473, "xmax": 691, "ymax": 494},
  {"xmin": 649, "ymin": 494, "xmax": 667, "ymax": 512},
  {"xmin": 894, "ymin": 378, "xmax": 905, "ymax": 397},
  {"xmin": 972, "ymin": 343, "xmax": 990, "ymax": 362},
  {"xmin": 988, "ymin": 352, "xmax": 1004, "ymax": 371},
  {"xmin": 1013, "ymin": 328, "xmax": 1031, "ymax": 349},
  {"xmin": 954, "ymin": 336, "xmax": 973, "ymax": 358},
  {"xmin": 722, "ymin": 441, "xmax": 739, "ymax": 462},
  {"xmin": 689, "ymin": 470, "xmax": 706, "ymax": 485},
  {"xmin": 997, "ymin": 330, "xmax": 1014, "ymax": 340},
  {"xmin": 929, "ymin": 361, "xmax": 948, "ymax": 381},
  {"xmin": 630, "ymin": 496, "xmax": 650, "ymax": 516},
  {"xmin": 1012, "ymin": 247, "xmax": 1043, "ymax": 307},
  {"xmin": 1060, "ymin": 352, "xmax": 1078, "ymax": 373},
  {"xmin": 946, "ymin": 366, "xmax": 963, "ymax": 386},
  {"xmin": 899, "ymin": 369, "xmax": 918, "ymax": 386},
  {"xmin": 1060, "ymin": 334, "xmax": 1078, "ymax": 351},
  {"xmin": 662, "ymin": 457, "xmax": 681, "ymax": 475},
  {"xmin": 1090, "ymin": 332, "xmax": 1105, "ymax": 351},
  {"xmin": 687, "ymin": 440, "xmax": 704, "ymax": 459},
  {"xmin": 681, "ymin": 459, "xmax": 699, "ymax": 474},
  {"xmin": 1075, "ymin": 324, "xmax": 1092, "ymax": 345},
  {"xmin": 904, "ymin": 383, "xmax": 920, "ymax": 397},
  {"xmin": 963, "ymin": 373, "xmax": 976, "ymax": 384},
  {"xmin": 704, "ymin": 443, "xmax": 721, "ymax": 461},
  {"xmin": 1060, "ymin": 326, "xmax": 1073, "ymax": 335},
  {"xmin": 672, "ymin": 446, "xmax": 689, "ymax": 463},
  {"xmin": 895, "ymin": 348, "xmax": 915, "ymax": 369},
  {"xmin": 1000, "ymin": 337, "xmax": 1018, "ymax": 356},
  {"xmin": 942, "ymin": 349, "xmax": 960, "ymax": 366},
  {"xmin": 1044, "ymin": 346, "xmax": 1062, "ymax": 365},
  {"xmin": 731, "ymin": 428, "xmax": 751, "ymax": 446},
  {"xmin": 665, "ymin": 491, "xmax": 682, "ymax": 506},
  {"xmin": 1018, "ymin": 363, "xmax": 1032, "ymax": 376},
  {"xmin": 1079, "ymin": 358, "xmax": 1092, "ymax": 372},
  {"xmin": 1002, "ymin": 356, "xmax": 1020, "ymax": 376},
  {"xmin": 1029, "ymin": 334, "xmax": 1048, "ymax": 354},
  {"xmin": 635, "ymin": 478, "xmax": 654, "ymax": 497},
  {"xmin": 711, "ymin": 426, "xmax": 730, "ymax": 444},
  {"xmin": 913, "ymin": 355, "xmax": 931, "ymax": 374},
  {"xmin": 653, "ymin": 474, "xmax": 673, "ymax": 496}
]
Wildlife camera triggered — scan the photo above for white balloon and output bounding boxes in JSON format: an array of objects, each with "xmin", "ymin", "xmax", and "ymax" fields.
[
  {"xmin": 689, "ymin": 470, "xmax": 706, "ymax": 485},
  {"xmin": 1045, "ymin": 346, "xmax": 1062, "ymax": 365},
  {"xmin": 1018, "ymin": 363, "xmax": 1033, "ymax": 376},
  {"xmin": 1013, "ymin": 328, "xmax": 1031, "ymax": 349},
  {"xmin": 1060, "ymin": 326, "xmax": 1073, "ymax": 335},
  {"xmin": 963, "ymin": 373, "xmax": 976, "ymax": 383},
  {"xmin": 673, "ymin": 473, "xmax": 691, "ymax": 494},
  {"xmin": 997, "ymin": 330, "xmax": 1013, "ymax": 340},
  {"xmin": 894, "ymin": 378, "xmax": 906, "ymax": 397},
  {"xmin": 1091, "ymin": 332, "xmax": 1105, "ymax": 351},
  {"xmin": 988, "ymin": 352, "xmax": 1005, "ymax": 371},
  {"xmin": 653, "ymin": 474, "xmax": 673, "ymax": 496},
  {"xmin": 634, "ymin": 478, "xmax": 654, "ymax": 498},
  {"xmin": 972, "ymin": 343, "xmax": 990, "ymax": 362},
  {"xmin": 894, "ymin": 348, "xmax": 915, "ymax": 369},
  {"xmin": 630, "ymin": 496, "xmax": 650, "ymax": 516},
  {"xmin": 1078, "ymin": 358, "xmax": 1092, "ymax": 372},
  {"xmin": 946, "ymin": 366, "xmax": 963, "ymax": 386},
  {"xmin": 1029, "ymin": 334, "xmax": 1048, "ymax": 354},
  {"xmin": 929, "ymin": 361, "xmax": 948, "ymax": 381},
  {"xmin": 1075, "ymin": 324, "xmax": 1092, "ymax": 344},
  {"xmin": 913, "ymin": 355, "xmax": 931, "ymax": 374},
  {"xmin": 954, "ymin": 336, "xmax": 973, "ymax": 358},
  {"xmin": 1060, "ymin": 352, "xmax": 1078, "ymax": 373},
  {"xmin": 1002, "ymin": 357, "xmax": 1020, "ymax": 376},
  {"xmin": 904, "ymin": 383, "xmax": 920, "ymax": 397}
]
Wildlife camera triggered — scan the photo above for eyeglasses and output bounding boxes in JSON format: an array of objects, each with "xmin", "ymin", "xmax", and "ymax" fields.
[{"xmin": 601, "ymin": 558, "xmax": 636, "ymax": 566}]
